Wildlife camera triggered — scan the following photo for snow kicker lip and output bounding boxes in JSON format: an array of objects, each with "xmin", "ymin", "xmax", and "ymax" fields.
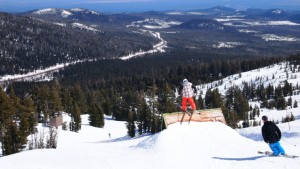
[{"xmin": 163, "ymin": 108, "xmax": 226, "ymax": 127}]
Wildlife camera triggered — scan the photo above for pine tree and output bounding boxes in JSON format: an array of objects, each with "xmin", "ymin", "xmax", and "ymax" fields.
[
  {"xmin": 221, "ymin": 107, "xmax": 238, "ymax": 129},
  {"xmin": 111, "ymin": 92, "xmax": 127, "ymax": 121},
  {"xmin": 49, "ymin": 81, "xmax": 63, "ymax": 118},
  {"xmin": 46, "ymin": 127, "xmax": 57, "ymax": 149},
  {"xmin": 126, "ymin": 109, "xmax": 136, "ymax": 137},
  {"xmin": 89, "ymin": 103, "xmax": 104, "ymax": 128},
  {"xmin": 0, "ymin": 86, "xmax": 37, "ymax": 156},
  {"xmin": 157, "ymin": 83, "xmax": 176, "ymax": 113},
  {"xmin": 87, "ymin": 91, "xmax": 101, "ymax": 127},
  {"xmin": 17, "ymin": 96, "xmax": 35, "ymax": 148},
  {"xmin": 293, "ymin": 100, "xmax": 298, "ymax": 108},
  {"xmin": 224, "ymin": 86, "xmax": 249, "ymax": 126},
  {"xmin": 70, "ymin": 84, "xmax": 87, "ymax": 114},
  {"xmin": 205, "ymin": 88, "xmax": 212, "ymax": 108},
  {"xmin": 22, "ymin": 95, "xmax": 37, "ymax": 134},
  {"xmin": 249, "ymin": 109, "xmax": 254, "ymax": 120},
  {"xmin": 35, "ymin": 84, "xmax": 50, "ymax": 123},
  {"xmin": 61, "ymin": 88, "xmax": 73, "ymax": 114},
  {"xmin": 261, "ymin": 96, "xmax": 268, "ymax": 108},
  {"xmin": 211, "ymin": 88, "xmax": 223, "ymax": 108},
  {"xmin": 0, "ymin": 87, "xmax": 15, "ymax": 155},
  {"xmin": 282, "ymin": 80, "xmax": 292, "ymax": 97},
  {"xmin": 70, "ymin": 102, "xmax": 81, "ymax": 132},
  {"xmin": 290, "ymin": 113, "xmax": 295, "ymax": 121},
  {"xmin": 274, "ymin": 85, "xmax": 283, "ymax": 102},
  {"xmin": 147, "ymin": 82, "xmax": 160, "ymax": 133},
  {"xmin": 150, "ymin": 112, "xmax": 161, "ymax": 134},
  {"xmin": 7, "ymin": 86, "xmax": 25, "ymax": 150},
  {"xmin": 257, "ymin": 84, "xmax": 266, "ymax": 101},
  {"xmin": 287, "ymin": 97, "xmax": 292, "ymax": 107},
  {"xmin": 242, "ymin": 82, "xmax": 250, "ymax": 99},
  {"xmin": 234, "ymin": 91, "xmax": 249, "ymax": 120},
  {"xmin": 276, "ymin": 96, "xmax": 286, "ymax": 110},
  {"xmin": 136, "ymin": 95, "xmax": 150, "ymax": 135},
  {"xmin": 266, "ymin": 84, "xmax": 274, "ymax": 99},
  {"xmin": 197, "ymin": 95, "xmax": 205, "ymax": 110}
]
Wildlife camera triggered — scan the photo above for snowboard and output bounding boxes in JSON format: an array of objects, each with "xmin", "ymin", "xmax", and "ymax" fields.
[{"xmin": 258, "ymin": 151, "xmax": 299, "ymax": 158}]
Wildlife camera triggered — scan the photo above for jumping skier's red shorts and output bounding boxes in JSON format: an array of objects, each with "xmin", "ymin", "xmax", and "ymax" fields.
[{"xmin": 182, "ymin": 97, "xmax": 196, "ymax": 111}]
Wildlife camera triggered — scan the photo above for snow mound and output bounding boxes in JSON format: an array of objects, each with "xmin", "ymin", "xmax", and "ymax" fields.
[
  {"xmin": 1, "ymin": 116, "xmax": 300, "ymax": 169},
  {"xmin": 136, "ymin": 122, "xmax": 264, "ymax": 157}
]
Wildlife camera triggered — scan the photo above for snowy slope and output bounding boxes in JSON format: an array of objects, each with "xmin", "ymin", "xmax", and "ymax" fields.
[
  {"xmin": 199, "ymin": 62, "xmax": 300, "ymax": 113},
  {"xmin": 0, "ymin": 114, "xmax": 299, "ymax": 169},
  {"xmin": 201, "ymin": 62, "xmax": 300, "ymax": 95},
  {"xmin": 1, "ymin": 61, "xmax": 300, "ymax": 168}
]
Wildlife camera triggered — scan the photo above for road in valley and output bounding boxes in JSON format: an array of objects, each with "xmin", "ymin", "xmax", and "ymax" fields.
[{"xmin": 0, "ymin": 30, "xmax": 167, "ymax": 85}]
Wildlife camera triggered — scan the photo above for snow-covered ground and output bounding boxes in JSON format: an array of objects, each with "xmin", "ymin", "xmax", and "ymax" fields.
[
  {"xmin": 213, "ymin": 42, "xmax": 244, "ymax": 48},
  {"xmin": 0, "ymin": 113, "xmax": 299, "ymax": 169},
  {"xmin": 1, "ymin": 61, "xmax": 300, "ymax": 168},
  {"xmin": 127, "ymin": 18, "xmax": 182, "ymax": 29},
  {"xmin": 199, "ymin": 62, "xmax": 300, "ymax": 125},
  {"xmin": 200, "ymin": 62, "xmax": 300, "ymax": 97}
]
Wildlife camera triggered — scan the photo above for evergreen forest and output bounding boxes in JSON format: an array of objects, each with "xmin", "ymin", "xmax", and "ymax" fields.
[
  {"xmin": 2, "ymin": 53, "xmax": 300, "ymax": 156},
  {"xmin": 1, "ymin": 8, "xmax": 300, "ymax": 157}
]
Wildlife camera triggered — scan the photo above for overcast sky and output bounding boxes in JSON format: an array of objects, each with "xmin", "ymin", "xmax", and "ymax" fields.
[{"xmin": 1, "ymin": 0, "xmax": 300, "ymax": 13}]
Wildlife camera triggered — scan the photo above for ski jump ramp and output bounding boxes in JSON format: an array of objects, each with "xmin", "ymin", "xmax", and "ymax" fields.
[{"xmin": 163, "ymin": 108, "xmax": 226, "ymax": 127}]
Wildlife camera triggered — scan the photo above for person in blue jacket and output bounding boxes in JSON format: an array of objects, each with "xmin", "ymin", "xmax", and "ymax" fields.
[{"xmin": 261, "ymin": 115, "xmax": 285, "ymax": 156}]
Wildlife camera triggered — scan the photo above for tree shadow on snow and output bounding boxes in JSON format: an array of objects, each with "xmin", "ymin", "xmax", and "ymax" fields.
[
  {"xmin": 238, "ymin": 133, "xmax": 263, "ymax": 141},
  {"xmin": 212, "ymin": 155, "xmax": 266, "ymax": 161},
  {"xmin": 282, "ymin": 132, "xmax": 299, "ymax": 138},
  {"xmin": 97, "ymin": 133, "xmax": 152, "ymax": 143},
  {"xmin": 239, "ymin": 132, "xmax": 299, "ymax": 142}
]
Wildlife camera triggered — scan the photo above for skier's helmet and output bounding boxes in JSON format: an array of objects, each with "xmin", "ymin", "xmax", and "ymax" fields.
[
  {"xmin": 262, "ymin": 115, "xmax": 268, "ymax": 122},
  {"xmin": 182, "ymin": 79, "xmax": 188, "ymax": 83}
]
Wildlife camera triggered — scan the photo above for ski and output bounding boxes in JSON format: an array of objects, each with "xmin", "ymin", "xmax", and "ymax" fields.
[
  {"xmin": 180, "ymin": 111, "xmax": 186, "ymax": 124},
  {"xmin": 258, "ymin": 151, "xmax": 299, "ymax": 158},
  {"xmin": 188, "ymin": 111, "xmax": 194, "ymax": 124},
  {"xmin": 258, "ymin": 151, "xmax": 273, "ymax": 156},
  {"xmin": 176, "ymin": 103, "xmax": 192, "ymax": 124}
]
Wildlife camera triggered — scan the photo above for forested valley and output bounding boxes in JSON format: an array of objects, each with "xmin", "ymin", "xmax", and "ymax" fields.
[
  {"xmin": 2, "ymin": 53, "xmax": 299, "ymax": 156},
  {"xmin": 1, "ymin": 7, "xmax": 300, "ymax": 157}
]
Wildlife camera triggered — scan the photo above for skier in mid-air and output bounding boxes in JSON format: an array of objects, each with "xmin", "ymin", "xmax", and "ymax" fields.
[
  {"xmin": 261, "ymin": 115, "xmax": 285, "ymax": 156},
  {"xmin": 180, "ymin": 79, "xmax": 197, "ymax": 115}
]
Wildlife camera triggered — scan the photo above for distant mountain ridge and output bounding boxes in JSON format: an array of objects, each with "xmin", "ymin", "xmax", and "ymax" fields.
[
  {"xmin": 186, "ymin": 6, "xmax": 237, "ymax": 15},
  {"xmin": 19, "ymin": 6, "xmax": 300, "ymax": 26},
  {"xmin": 0, "ymin": 12, "xmax": 158, "ymax": 76},
  {"xmin": 21, "ymin": 8, "xmax": 144, "ymax": 26},
  {"xmin": 259, "ymin": 9, "xmax": 291, "ymax": 20},
  {"xmin": 25, "ymin": 8, "xmax": 102, "ymax": 17},
  {"xmin": 1, "ymin": 5, "xmax": 300, "ymax": 76},
  {"xmin": 22, "ymin": 8, "xmax": 111, "ymax": 23},
  {"xmin": 174, "ymin": 19, "xmax": 232, "ymax": 31}
]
